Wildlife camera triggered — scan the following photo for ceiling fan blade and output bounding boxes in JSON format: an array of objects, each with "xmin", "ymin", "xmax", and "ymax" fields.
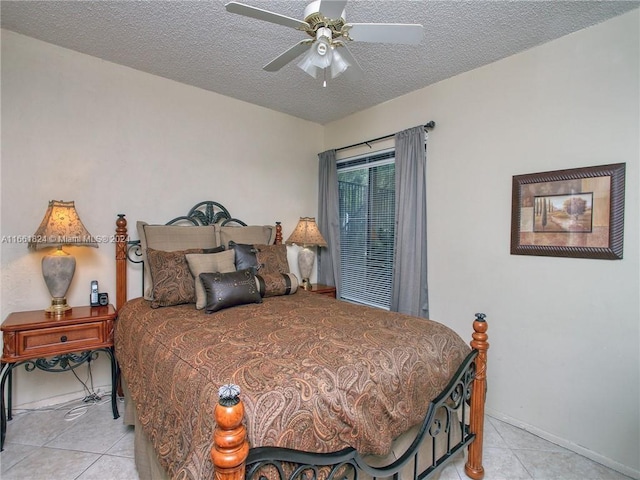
[
  {"xmin": 337, "ymin": 44, "xmax": 364, "ymax": 81},
  {"xmin": 346, "ymin": 23, "xmax": 424, "ymax": 44},
  {"xmin": 318, "ymin": 0, "xmax": 348, "ymax": 19},
  {"xmin": 263, "ymin": 41, "xmax": 311, "ymax": 71},
  {"xmin": 225, "ymin": 1, "xmax": 309, "ymax": 30}
]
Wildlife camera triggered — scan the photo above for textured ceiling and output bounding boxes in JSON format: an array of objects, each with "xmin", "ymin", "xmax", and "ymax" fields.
[{"xmin": 2, "ymin": 1, "xmax": 638, "ymax": 124}]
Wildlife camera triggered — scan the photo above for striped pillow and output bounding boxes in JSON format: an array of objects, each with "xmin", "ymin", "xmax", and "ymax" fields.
[{"xmin": 255, "ymin": 272, "xmax": 299, "ymax": 297}]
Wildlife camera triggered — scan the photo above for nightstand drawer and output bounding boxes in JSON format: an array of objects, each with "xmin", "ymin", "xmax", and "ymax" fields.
[{"xmin": 16, "ymin": 322, "xmax": 105, "ymax": 357}]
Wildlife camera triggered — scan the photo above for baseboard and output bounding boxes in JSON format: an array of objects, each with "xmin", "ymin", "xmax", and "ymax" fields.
[{"xmin": 485, "ymin": 408, "xmax": 639, "ymax": 480}]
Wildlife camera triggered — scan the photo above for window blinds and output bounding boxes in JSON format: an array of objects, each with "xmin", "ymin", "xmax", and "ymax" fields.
[{"xmin": 337, "ymin": 150, "xmax": 395, "ymax": 309}]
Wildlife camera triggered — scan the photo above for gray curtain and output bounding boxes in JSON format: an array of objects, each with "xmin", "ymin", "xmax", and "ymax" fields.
[
  {"xmin": 391, "ymin": 126, "xmax": 429, "ymax": 318},
  {"xmin": 317, "ymin": 149, "xmax": 341, "ymax": 296}
]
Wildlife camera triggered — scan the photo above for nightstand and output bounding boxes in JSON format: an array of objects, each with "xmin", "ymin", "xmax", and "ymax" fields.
[
  {"xmin": 308, "ymin": 284, "xmax": 337, "ymax": 299},
  {"xmin": 0, "ymin": 305, "xmax": 119, "ymax": 451}
]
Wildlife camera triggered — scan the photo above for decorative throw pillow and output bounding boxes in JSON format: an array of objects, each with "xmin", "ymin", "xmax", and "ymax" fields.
[
  {"xmin": 255, "ymin": 272, "xmax": 299, "ymax": 297},
  {"xmin": 229, "ymin": 242, "xmax": 260, "ymax": 273},
  {"xmin": 200, "ymin": 269, "xmax": 262, "ymax": 313},
  {"xmin": 147, "ymin": 248, "xmax": 203, "ymax": 308},
  {"xmin": 185, "ymin": 249, "xmax": 236, "ymax": 310},
  {"xmin": 254, "ymin": 244, "xmax": 289, "ymax": 274},
  {"xmin": 137, "ymin": 221, "xmax": 218, "ymax": 300}
]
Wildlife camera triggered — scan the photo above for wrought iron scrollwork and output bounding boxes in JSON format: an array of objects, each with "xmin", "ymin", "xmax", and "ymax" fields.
[
  {"xmin": 221, "ymin": 218, "xmax": 248, "ymax": 226},
  {"xmin": 23, "ymin": 351, "xmax": 99, "ymax": 373},
  {"xmin": 247, "ymin": 448, "xmax": 359, "ymax": 480},
  {"xmin": 166, "ymin": 200, "xmax": 246, "ymax": 226},
  {"xmin": 127, "ymin": 240, "xmax": 143, "ymax": 264},
  {"xmin": 188, "ymin": 201, "xmax": 231, "ymax": 225}
]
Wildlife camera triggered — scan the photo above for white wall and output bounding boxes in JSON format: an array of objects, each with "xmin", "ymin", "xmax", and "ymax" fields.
[
  {"xmin": 325, "ymin": 9, "xmax": 639, "ymax": 477},
  {"xmin": 1, "ymin": 30, "xmax": 323, "ymax": 407}
]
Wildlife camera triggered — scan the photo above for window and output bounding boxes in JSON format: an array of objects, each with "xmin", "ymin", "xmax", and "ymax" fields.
[{"xmin": 337, "ymin": 149, "xmax": 395, "ymax": 309}]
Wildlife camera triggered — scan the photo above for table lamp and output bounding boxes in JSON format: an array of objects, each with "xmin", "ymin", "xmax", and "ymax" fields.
[
  {"xmin": 28, "ymin": 200, "xmax": 98, "ymax": 315},
  {"xmin": 285, "ymin": 217, "xmax": 327, "ymax": 290}
]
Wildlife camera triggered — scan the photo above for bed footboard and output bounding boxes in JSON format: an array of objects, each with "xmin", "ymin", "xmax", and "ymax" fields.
[{"xmin": 212, "ymin": 315, "xmax": 489, "ymax": 480}]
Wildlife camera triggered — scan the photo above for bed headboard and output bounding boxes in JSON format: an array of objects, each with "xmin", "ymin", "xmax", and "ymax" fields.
[{"xmin": 115, "ymin": 201, "xmax": 282, "ymax": 310}]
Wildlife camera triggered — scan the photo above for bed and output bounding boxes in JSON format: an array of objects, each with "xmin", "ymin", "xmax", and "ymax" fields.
[{"xmin": 113, "ymin": 201, "xmax": 489, "ymax": 480}]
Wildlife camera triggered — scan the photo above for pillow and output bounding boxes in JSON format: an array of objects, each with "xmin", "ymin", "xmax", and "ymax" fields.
[
  {"xmin": 219, "ymin": 225, "xmax": 275, "ymax": 249},
  {"xmin": 200, "ymin": 269, "xmax": 262, "ymax": 313},
  {"xmin": 229, "ymin": 242, "xmax": 259, "ymax": 273},
  {"xmin": 185, "ymin": 250, "xmax": 236, "ymax": 309},
  {"xmin": 255, "ymin": 272, "xmax": 299, "ymax": 297},
  {"xmin": 147, "ymin": 248, "xmax": 203, "ymax": 308},
  {"xmin": 137, "ymin": 221, "xmax": 219, "ymax": 300},
  {"xmin": 254, "ymin": 244, "xmax": 289, "ymax": 274}
]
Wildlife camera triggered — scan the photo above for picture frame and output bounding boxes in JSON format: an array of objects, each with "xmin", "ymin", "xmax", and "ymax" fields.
[{"xmin": 511, "ymin": 163, "xmax": 625, "ymax": 259}]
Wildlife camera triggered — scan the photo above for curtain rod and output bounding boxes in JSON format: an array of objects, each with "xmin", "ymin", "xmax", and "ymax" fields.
[{"xmin": 334, "ymin": 121, "xmax": 435, "ymax": 153}]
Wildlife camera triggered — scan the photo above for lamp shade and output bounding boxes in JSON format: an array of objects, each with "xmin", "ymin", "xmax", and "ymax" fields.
[
  {"xmin": 285, "ymin": 217, "xmax": 327, "ymax": 248},
  {"xmin": 28, "ymin": 200, "xmax": 98, "ymax": 250}
]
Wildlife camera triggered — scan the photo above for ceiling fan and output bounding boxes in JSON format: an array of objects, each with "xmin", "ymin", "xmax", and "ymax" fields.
[{"xmin": 225, "ymin": 0, "xmax": 424, "ymax": 86}]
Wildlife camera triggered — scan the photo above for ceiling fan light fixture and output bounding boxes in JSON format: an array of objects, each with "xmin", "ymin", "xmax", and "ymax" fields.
[
  {"xmin": 313, "ymin": 40, "xmax": 333, "ymax": 68},
  {"xmin": 310, "ymin": 27, "xmax": 333, "ymax": 69},
  {"xmin": 330, "ymin": 47, "xmax": 350, "ymax": 78},
  {"xmin": 297, "ymin": 53, "xmax": 320, "ymax": 78},
  {"xmin": 316, "ymin": 42, "xmax": 328, "ymax": 56},
  {"xmin": 297, "ymin": 27, "xmax": 334, "ymax": 77}
]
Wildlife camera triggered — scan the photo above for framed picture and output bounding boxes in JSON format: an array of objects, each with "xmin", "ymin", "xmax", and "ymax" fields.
[{"xmin": 511, "ymin": 163, "xmax": 625, "ymax": 259}]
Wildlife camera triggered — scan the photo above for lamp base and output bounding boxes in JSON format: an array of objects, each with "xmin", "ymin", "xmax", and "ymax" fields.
[
  {"xmin": 297, "ymin": 247, "xmax": 316, "ymax": 291},
  {"xmin": 45, "ymin": 297, "xmax": 72, "ymax": 316},
  {"xmin": 42, "ymin": 248, "xmax": 75, "ymax": 316}
]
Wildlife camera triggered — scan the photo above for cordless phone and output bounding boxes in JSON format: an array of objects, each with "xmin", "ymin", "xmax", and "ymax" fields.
[{"xmin": 90, "ymin": 280, "xmax": 99, "ymax": 307}]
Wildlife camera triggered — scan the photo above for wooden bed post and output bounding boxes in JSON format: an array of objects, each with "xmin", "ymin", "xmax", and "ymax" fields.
[
  {"xmin": 275, "ymin": 222, "xmax": 282, "ymax": 245},
  {"xmin": 115, "ymin": 214, "xmax": 128, "ymax": 311},
  {"xmin": 116, "ymin": 213, "xmax": 129, "ymax": 310},
  {"xmin": 465, "ymin": 313, "xmax": 489, "ymax": 480},
  {"xmin": 212, "ymin": 385, "xmax": 250, "ymax": 480}
]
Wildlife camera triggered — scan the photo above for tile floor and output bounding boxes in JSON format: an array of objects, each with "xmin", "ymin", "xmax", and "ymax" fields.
[{"xmin": 0, "ymin": 396, "xmax": 633, "ymax": 480}]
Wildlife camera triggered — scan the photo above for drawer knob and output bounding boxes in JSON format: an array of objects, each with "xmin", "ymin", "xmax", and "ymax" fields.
[{"xmin": 60, "ymin": 335, "xmax": 68, "ymax": 342}]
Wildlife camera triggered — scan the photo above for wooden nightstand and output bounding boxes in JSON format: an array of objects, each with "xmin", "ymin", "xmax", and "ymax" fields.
[
  {"xmin": 0, "ymin": 305, "xmax": 119, "ymax": 450},
  {"xmin": 308, "ymin": 284, "xmax": 337, "ymax": 299}
]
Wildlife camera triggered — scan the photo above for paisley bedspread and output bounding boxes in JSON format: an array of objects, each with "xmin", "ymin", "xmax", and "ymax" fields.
[{"xmin": 115, "ymin": 290, "xmax": 470, "ymax": 479}]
